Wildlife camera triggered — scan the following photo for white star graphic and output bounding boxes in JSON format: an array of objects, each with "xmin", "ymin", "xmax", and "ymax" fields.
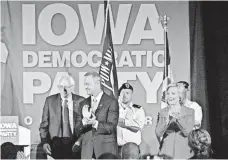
[{"xmin": 105, "ymin": 61, "xmax": 109, "ymax": 66}]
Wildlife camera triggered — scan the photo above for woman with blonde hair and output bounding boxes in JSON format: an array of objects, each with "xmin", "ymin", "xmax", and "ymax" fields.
[
  {"xmin": 155, "ymin": 83, "xmax": 195, "ymax": 159},
  {"xmin": 188, "ymin": 129, "xmax": 212, "ymax": 159}
]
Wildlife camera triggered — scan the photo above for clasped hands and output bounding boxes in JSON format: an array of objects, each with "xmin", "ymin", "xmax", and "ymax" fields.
[
  {"xmin": 82, "ymin": 105, "xmax": 97, "ymax": 126},
  {"xmin": 169, "ymin": 111, "xmax": 181, "ymax": 120},
  {"xmin": 167, "ymin": 110, "xmax": 181, "ymax": 124},
  {"xmin": 82, "ymin": 114, "xmax": 97, "ymax": 126}
]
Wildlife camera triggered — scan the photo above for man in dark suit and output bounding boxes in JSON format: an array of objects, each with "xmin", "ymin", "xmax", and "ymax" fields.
[
  {"xmin": 39, "ymin": 75, "xmax": 85, "ymax": 159},
  {"xmin": 75, "ymin": 72, "xmax": 119, "ymax": 159}
]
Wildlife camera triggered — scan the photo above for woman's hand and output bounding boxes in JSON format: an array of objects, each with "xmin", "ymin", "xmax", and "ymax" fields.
[{"xmin": 170, "ymin": 111, "xmax": 181, "ymax": 120}]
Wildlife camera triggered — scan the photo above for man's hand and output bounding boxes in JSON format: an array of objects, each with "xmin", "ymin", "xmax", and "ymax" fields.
[
  {"xmin": 82, "ymin": 117, "xmax": 89, "ymax": 126},
  {"xmin": 87, "ymin": 114, "xmax": 96, "ymax": 126},
  {"xmin": 72, "ymin": 140, "xmax": 81, "ymax": 152},
  {"xmin": 194, "ymin": 121, "xmax": 201, "ymax": 129},
  {"xmin": 82, "ymin": 105, "xmax": 92, "ymax": 119},
  {"xmin": 43, "ymin": 143, "xmax": 52, "ymax": 155}
]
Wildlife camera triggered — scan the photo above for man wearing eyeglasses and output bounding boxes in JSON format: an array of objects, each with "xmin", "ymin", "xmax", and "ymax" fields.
[{"xmin": 39, "ymin": 75, "xmax": 85, "ymax": 159}]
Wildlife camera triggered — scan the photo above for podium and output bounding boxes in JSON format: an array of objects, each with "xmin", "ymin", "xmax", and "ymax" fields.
[{"xmin": 17, "ymin": 126, "xmax": 31, "ymax": 158}]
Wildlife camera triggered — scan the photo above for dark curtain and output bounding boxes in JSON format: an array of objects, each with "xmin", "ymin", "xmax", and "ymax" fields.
[
  {"xmin": 189, "ymin": 1, "xmax": 209, "ymax": 131},
  {"xmin": 189, "ymin": 1, "xmax": 228, "ymax": 158}
]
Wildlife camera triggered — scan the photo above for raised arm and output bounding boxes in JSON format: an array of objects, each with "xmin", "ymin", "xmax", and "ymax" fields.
[
  {"xmin": 155, "ymin": 111, "xmax": 169, "ymax": 138},
  {"xmin": 176, "ymin": 109, "xmax": 195, "ymax": 137}
]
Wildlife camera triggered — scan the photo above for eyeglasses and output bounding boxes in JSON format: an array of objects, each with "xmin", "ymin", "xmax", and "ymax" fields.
[{"xmin": 58, "ymin": 85, "xmax": 73, "ymax": 90}]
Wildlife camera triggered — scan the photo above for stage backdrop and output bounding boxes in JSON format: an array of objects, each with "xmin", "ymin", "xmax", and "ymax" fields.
[{"xmin": 1, "ymin": 0, "xmax": 190, "ymax": 155}]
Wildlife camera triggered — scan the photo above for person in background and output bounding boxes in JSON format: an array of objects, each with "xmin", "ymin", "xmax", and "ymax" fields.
[
  {"xmin": 117, "ymin": 83, "xmax": 145, "ymax": 157},
  {"xmin": 1, "ymin": 142, "xmax": 28, "ymax": 159},
  {"xmin": 188, "ymin": 129, "xmax": 212, "ymax": 159},
  {"xmin": 75, "ymin": 72, "xmax": 119, "ymax": 159},
  {"xmin": 98, "ymin": 153, "xmax": 118, "ymax": 159},
  {"xmin": 156, "ymin": 83, "xmax": 195, "ymax": 159},
  {"xmin": 121, "ymin": 142, "xmax": 141, "ymax": 159},
  {"xmin": 1, "ymin": 142, "xmax": 18, "ymax": 159},
  {"xmin": 39, "ymin": 75, "xmax": 85, "ymax": 159},
  {"xmin": 177, "ymin": 81, "xmax": 203, "ymax": 129}
]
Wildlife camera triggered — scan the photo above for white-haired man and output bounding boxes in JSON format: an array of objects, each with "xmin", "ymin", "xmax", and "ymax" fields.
[{"xmin": 39, "ymin": 75, "xmax": 85, "ymax": 159}]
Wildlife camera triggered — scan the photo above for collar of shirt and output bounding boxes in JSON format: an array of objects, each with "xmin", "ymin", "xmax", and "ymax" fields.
[
  {"xmin": 184, "ymin": 98, "xmax": 192, "ymax": 107},
  {"xmin": 92, "ymin": 91, "xmax": 103, "ymax": 103},
  {"xmin": 61, "ymin": 94, "xmax": 73, "ymax": 110},
  {"xmin": 119, "ymin": 101, "xmax": 133, "ymax": 110}
]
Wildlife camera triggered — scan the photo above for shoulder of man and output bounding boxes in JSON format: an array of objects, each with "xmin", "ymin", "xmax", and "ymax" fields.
[
  {"xmin": 46, "ymin": 93, "xmax": 59, "ymax": 101},
  {"xmin": 79, "ymin": 96, "xmax": 90, "ymax": 105},
  {"xmin": 186, "ymin": 99, "xmax": 202, "ymax": 109},
  {"xmin": 72, "ymin": 93, "xmax": 86, "ymax": 102},
  {"xmin": 192, "ymin": 101, "xmax": 201, "ymax": 108},
  {"xmin": 102, "ymin": 92, "xmax": 116, "ymax": 102}
]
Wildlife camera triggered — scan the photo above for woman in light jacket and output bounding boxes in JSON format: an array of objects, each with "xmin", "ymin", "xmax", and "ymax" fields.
[{"xmin": 156, "ymin": 83, "xmax": 195, "ymax": 159}]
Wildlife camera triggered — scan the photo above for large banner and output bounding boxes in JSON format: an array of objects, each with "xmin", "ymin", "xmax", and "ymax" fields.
[{"xmin": 1, "ymin": 0, "xmax": 190, "ymax": 155}]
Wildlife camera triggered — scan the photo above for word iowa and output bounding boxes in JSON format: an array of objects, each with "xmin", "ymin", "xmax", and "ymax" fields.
[
  {"xmin": 0, "ymin": 123, "xmax": 17, "ymax": 129},
  {"xmin": 22, "ymin": 3, "xmax": 164, "ymax": 45}
]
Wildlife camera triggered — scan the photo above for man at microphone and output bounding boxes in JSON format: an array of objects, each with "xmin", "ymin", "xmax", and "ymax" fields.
[{"xmin": 39, "ymin": 75, "xmax": 85, "ymax": 159}]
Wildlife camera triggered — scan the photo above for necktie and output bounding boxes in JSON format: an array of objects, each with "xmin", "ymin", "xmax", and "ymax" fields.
[
  {"xmin": 62, "ymin": 99, "xmax": 71, "ymax": 137},
  {"xmin": 92, "ymin": 98, "xmax": 98, "ymax": 115}
]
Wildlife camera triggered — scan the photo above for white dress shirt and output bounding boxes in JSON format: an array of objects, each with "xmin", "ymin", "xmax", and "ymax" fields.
[
  {"xmin": 91, "ymin": 92, "xmax": 103, "ymax": 114},
  {"xmin": 61, "ymin": 94, "xmax": 74, "ymax": 133},
  {"xmin": 117, "ymin": 101, "xmax": 145, "ymax": 146},
  {"xmin": 184, "ymin": 98, "xmax": 203, "ymax": 129},
  {"xmin": 91, "ymin": 91, "xmax": 103, "ymax": 129},
  {"xmin": 1, "ymin": 42, "xmax": 8, "ymax": 63}
]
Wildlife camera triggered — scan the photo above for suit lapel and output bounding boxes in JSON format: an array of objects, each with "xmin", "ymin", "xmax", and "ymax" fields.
[
  {"xmin": 52, "ymin": 94, "xmax": 62, "ymax": 135},
  {"xmin": 88, "ymin": 96, "xmax": 92, "ymax": 109},
  {"xmin": 72, "ymin": 94, "xmax": 77, "ymax": 132},
  {"xmin": 95, "ymin": 93, "xmax": 106, "ymax": 116},
  {"xmin": 85, "ymin": 96, "xmax": 91, "ymax": 110}
]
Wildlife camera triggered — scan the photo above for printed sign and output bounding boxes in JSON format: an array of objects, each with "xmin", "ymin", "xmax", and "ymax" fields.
[{"xmin": 0, "ymin": 116, "xmax": 19, "ymax": 145}]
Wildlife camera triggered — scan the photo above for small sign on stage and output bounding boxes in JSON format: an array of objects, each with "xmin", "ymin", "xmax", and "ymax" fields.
[{"xmin": 0, "ymin": 116, "xmax": 19, "ymax": 145}]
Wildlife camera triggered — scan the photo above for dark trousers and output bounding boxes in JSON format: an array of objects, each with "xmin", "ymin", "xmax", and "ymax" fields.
[
  {"xmin": 92, "ymin": 147, "xmax": 96, "ymax": 159},
  {"xmin": 118, "ymin": 146, "xmax": 122, "ymax": 158},
  {"xmin": 51, "ymin": 137, "xmax": 81, "ymax": 159}
]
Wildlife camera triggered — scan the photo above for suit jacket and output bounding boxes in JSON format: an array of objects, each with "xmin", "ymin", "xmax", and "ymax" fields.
[
  {"xmin": 39, "ymin": 93, "xmax": 85, "ymax": 145},
  {"xmin": 155, "ymin": 106, "xmax": 195, "ymax": 159},
  {"xmin": 75, "ymin": 93, "xmax": 119, "ymax": 159}
]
